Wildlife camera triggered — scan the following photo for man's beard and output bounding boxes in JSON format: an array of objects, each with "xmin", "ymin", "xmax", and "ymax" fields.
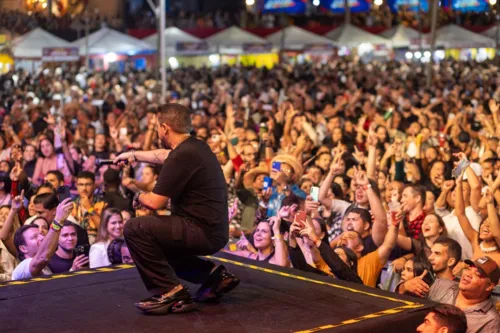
[{"xmin": 158, "ymin": 136, "xmax": 171, "ymax": 149}]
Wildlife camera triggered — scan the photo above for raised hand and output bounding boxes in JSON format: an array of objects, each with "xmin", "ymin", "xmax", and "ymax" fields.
[
  {"xmin": 441, "ymin": 180, "xmax": 455, "ymax": 192},
  {"xmin": 10, "ymin": 161, "xmax": 23, "ymax": 182},
  {"xmin": 304, "ymin": 196, "xmax": 320, "ymax": 215},
  {"xmin": 55, "ymin": 198, "xmax": 74, "ymax": 222},
  {"xmin": 11, "ymin": 189, "xmax": 25, "ymax": 212},
  {"xmin": 43, "ymin": 114, "xmax": 56, "ymax": 126},
  {"xmin": 268, "ymin": 216, "xmax": 282, "ymax": 235},
  {"xmin": 488, "ymin": 99, "xmax": 499, "ymax": 114},
  {"xmin": 278, "ymin": 204, "xmax": 298, "ymax": 220}
]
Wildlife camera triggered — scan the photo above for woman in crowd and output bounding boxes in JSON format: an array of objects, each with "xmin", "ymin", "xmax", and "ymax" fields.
[{"xmin": 89, "ymin": 208, "xmax": 125, "ymax": 268}]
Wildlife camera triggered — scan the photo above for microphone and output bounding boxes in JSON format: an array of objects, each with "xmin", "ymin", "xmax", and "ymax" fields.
[{"xmin": 95, "ymin": 158, "xmax": 128, "ymax": 167}]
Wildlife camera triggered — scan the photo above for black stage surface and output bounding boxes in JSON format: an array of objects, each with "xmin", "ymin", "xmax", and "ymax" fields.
[{"xmin": 0, "ymin": 252, "xmax": 433, "ymax": 333}]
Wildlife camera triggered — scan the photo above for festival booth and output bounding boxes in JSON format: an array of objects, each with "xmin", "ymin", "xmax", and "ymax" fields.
[
  {"xmin": 73, "ymin": 27, "xmax": 155, "ymax": 71},
  {"xmin": 325, "ymin": 24, "xmax": 391, "ymax": 61},
  {"xmin": 205, "ymin": 26, "xmax": 278, "ymax": 68},
  {"xmin": 144, "ymin": 27, "xmax": 214, "ymax": 68},
  {"xmin": 381, "ymin": 25, "xmax": 422, "ymax": 49},
  {"xmin": 435, "ymin": 25, "xmax": 495, "ymax": 62},
  {"xmin": 3, "ymin": 28, "xmax": 75, "ymax": 73},
  {"xmin": 266, "ymin": 26, "xmax": 335, "ymax": 64},
  {"xmin": 482, "ymin": 25, "xmax": 499, "ymax": 45}
]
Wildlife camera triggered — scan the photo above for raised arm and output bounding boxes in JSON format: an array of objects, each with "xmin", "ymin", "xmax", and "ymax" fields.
[
  {"xmin": 30, "ymin": 198, "xmax": 73, "ymax": 277},
  {"xmin": 269, "ymin": 216, "xmax": 289, "ymax": 267},
  {"xmin": 455, "ymin": 174, "xmax": 477, "ymax": 245},
  {"xmin": 114, "ymin": 149, "xmax": 171, "ymax": 165},
  {"xmin": 485, "ymin": 189, "xmax": 500, "ymax": 246},
  {"xmin": 356, "ymin": 170, "xmax": 387, "ymax": 246},
  {"xmin": 378, "ymin": 223, "xmax": 399, "ymax": 264}
]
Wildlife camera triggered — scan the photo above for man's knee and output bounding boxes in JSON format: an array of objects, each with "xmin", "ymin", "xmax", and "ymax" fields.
[{"xmin": 124, "ymin": 217, "xmax": 144, "ymax": 239}]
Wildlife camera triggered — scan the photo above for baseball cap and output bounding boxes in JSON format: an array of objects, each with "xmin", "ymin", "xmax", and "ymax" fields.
[{"xmin": 464, "ymin": 256, "xmax": 500, "ymax": 285}]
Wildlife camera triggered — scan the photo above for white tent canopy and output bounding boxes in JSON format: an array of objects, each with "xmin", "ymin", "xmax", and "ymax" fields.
[
  {"xmin": 266, "ymin": 26, "xmax": 333, "ymax": 50},
  {"xmin": 435, "ymin": 25, "xmax": 495, "ymax": 49},
  {"xmin": 482, "ymin": 26, "xmax": 499, "ymax": 41},
  {"xmin": 381, "ymin": 25, "xmax": 422, "ymax": 48},
  {"xmin": 9, "ymin": 28, "xmax": 72, "ymax": 58},
  {"xmin": 144, "ymin": 27, "xmax": 200, "ymax": 50},
  {"xmin": 325, "ymin": 24, "xmax": 390, "ymax": 48},
  {"xmin": 205, "ymin": 26, "xmax": 268, "ymax": 54},
  {"xmin": 73, "ymin": 27, "xmax": 153, "ymax": 55}
]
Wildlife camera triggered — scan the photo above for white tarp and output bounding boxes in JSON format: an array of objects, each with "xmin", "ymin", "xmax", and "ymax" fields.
[
  {"xmin": 325, "ymin": 24, "xmax": 390, "ymax": 48},
  {"xmin": 73, "ymin": 27, "xmax": 153, "ymax": 55},
  {"xmin": 9, "ymin": 28, "xmax": 72, "ymax": 58},
  {"xmin": 482, "ymin": 25, "xmax": 499, "ymax": 41},
  {"xmin": 266, "ymin": 26, "xmax": 333, "ymax": 50},
  {"xmin": 205, "ymin": 26, "xmax": 268, "ymax": 54},
  {"xmin": 436, "ymin": 25, "xmax": 495, "ymax": 49},
  {"xmin": 381, "ymin": 25, "xmax": 422, "ymax": 48},
  {"xmin": 144, "ymin": 27, "xmax": 200, "ymax": 49}
]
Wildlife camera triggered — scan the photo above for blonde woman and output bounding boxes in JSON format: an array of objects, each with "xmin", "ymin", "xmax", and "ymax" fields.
[{"xmin": 89, "ymin": 208, "xmax": 124, "ymax": 268}]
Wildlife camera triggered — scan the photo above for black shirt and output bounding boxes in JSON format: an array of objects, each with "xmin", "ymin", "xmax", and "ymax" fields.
[
  {"xmin": 153, "ymin": 137, "xmax": 228, "ymax": 236},
  {"xmin": 48, "ymin": 253, "xmax": 74, "ymax": 273}
]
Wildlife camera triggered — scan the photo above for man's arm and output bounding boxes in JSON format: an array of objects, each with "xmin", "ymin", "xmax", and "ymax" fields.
[
  {"xmin": 377, "ymin": 225, "xmax": 398, "ymax": 264},
  {"xmin": 138, "ymin": 192, "xmax": 169, "ymax": 211},
  {"xmin": 366, "ymin": 187, "xmax": 387, "ymax": 246},
  {"xmin": 114, "ymin": 149, "xmax": 171, "ymax": 165},
  {"xmin": 30, "ymin": 199, "xmax": 73, "ymax": 277}
]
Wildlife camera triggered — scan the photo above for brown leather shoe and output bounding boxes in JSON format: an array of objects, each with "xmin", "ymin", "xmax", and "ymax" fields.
[{"xmin": 135, "ymin": 285, "xmax": 196, "ymax": 315}]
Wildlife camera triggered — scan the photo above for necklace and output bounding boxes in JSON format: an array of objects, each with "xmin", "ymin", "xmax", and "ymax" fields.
[{"xmin": 479, "ymin": 242, "xmax": 499, "ymax": 253}]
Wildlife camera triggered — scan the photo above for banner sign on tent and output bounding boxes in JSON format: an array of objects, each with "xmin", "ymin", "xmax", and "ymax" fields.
[
  {"xmin": 388, "ymin": 0, "xmax": 429, "ymax": 12},
  {"xmin": 176, "ymin": 42, "xmax": 209, "ymax": 55},
  {"xmin": 262, "ymin": 0, "xmax": 307, "ymax": 14},
  {"xmin": 304, "ymin": 44, "xmax": 334, "ymax": 53},
  {"xmin": 320, "ymin": 0, "xmax": 371, "ymax": 13},
  {"xmin": 448, "ymin": 0, "xmax": 489, "ymax": 12},
  {"xmin": 42, "ymin": 48, "xmax": 79, "ymax": 62},
  {"xmin": 243, "ymin": 43, "xmax": 273, "ymax": 53}
]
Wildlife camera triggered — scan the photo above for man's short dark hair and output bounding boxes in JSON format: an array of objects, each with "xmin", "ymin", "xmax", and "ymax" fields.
[
  {"xmin": 405, "ymin": 184, "xmax": 426, "ymax": 207},
  {"xmin": 434, "ymin": 236, "xmax": 462, "ymax": 268},
  {"xmin": 14, "ymin": 224, "xmax": 39, "ymax": 261},
  {"xmin": 103, "ymin": 169, "xmax": 120, "ymax": 186},
  {"xmin": 47, "ymin": 170, "xmax": 64, "ymax": 183},
  {"xmin": 430, "ymin": 304, "xmax": 467, "ymax": 333},
  {"xmin": 346, "ymin": 207, "xmax": 372, "ymax": 226},
  {"xmin": 34, "ymin": 192, "xmax": 60, "ymax": 210},
  {"xmin": 157, "ymin": 103, "xmax": 193, "ymax": 134},
  {"xmin": 36, "ymin": 182, "xmax": 55, "ymax": 194},
  {"xmin": 77, "ymin": 171, "xmax": 95, "ymax": 183},
  {"xmin": 62, "ymin": 220, "xmax": 77, "ymax": 232}
]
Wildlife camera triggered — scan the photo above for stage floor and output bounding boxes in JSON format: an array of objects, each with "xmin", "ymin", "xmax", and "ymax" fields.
[{"xmin": 0, "ymin": 252, "xmax": 432, "ymax": 333}]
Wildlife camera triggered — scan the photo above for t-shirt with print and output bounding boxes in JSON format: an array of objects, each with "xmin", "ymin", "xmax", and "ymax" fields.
[
  {"xmin": 153, "ymin": 137, "xmax": 228, "ymax": 238},
  {"xmin": 11, "ymin": 258, "xmax": 53, "ymax": 280}
]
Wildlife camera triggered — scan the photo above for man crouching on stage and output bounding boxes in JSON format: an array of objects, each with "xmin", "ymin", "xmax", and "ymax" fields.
[{"xmin": 114, "ymin": 103, "xmax": 239, "ymax": 315}]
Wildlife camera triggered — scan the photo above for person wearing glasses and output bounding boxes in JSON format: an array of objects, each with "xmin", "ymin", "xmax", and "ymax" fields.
[{"xmin": 71, "ymin": 171, "xmax": 107, "ymax": 244}]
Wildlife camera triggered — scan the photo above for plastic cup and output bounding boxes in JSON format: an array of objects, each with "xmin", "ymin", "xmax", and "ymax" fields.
[{"xmin": 388, "ymin": 202, "xmax": 401, "ymax": 225}]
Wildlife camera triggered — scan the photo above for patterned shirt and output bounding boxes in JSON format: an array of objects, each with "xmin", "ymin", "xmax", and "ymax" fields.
[
  {"xmin": 405, "ymin": 211, "xmax": 426, "ymax": 239},
  {"xmin": 428, "ymin": 279, "xmax": 500, "ymax": 333}
]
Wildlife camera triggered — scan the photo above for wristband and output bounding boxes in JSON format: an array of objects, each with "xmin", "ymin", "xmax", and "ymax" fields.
[
  {"xmin": 51, "ymin": 219, "xmax": 63, "ymax": 232},
  {"xmin": 131, "ymin": 150, "xmax": 137, "ymax": 162}
]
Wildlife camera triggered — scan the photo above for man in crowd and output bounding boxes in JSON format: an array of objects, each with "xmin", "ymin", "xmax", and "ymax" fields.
[
  {"xmin": 47, "ymin": 221, "xmax": 89, "ymax": 273},
  {"xmin": 12, "ymin": 198, "xmax": 74, "ymax": 280},
  {"xmin": 428, "ymin": 237, "xmax": 462, "ymax": 281},
  {"xmin": 416, "ymin": 304, "xmax": 467, "ymax": 333},
  {"xmin": 403, "ymin": 256, "xmax": 500, "ymax": 332},
  {"xmin": 71, "ymin": 171, "xmax": 107, "ymax": 244},
  {"xmin": 401, "ymin": 185, "xmax": 427, "ymax": 239}
]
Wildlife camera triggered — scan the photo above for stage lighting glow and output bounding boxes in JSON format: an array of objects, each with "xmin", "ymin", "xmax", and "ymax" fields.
[
  {"xmin": 246, "ymin": 0, "xmax": 255, "ymax": 5},
  {"xmin": 105, "ymin": 53, "xmax": 117, "ymax": 63},
  {"xmin": 414, "ymin": 51, "xmax": 422, "ymax": 59},
  {"xmin": 374, "ymin": 0, "xmax": 383, "ymax": 6},
  {"xmin": 168, "ymin": 57, "xmax": 179, "ymax": 69},
  {"xmin": 405, "ymin": 52, "xmax": 413, "ymax": 59},
  {"xmin": 424, "ymin": 51, "xmax": 431, "ymax": 58},
  {"xmin": 313, "ymin": 0, "xmax": 320, "ymax": 6}
]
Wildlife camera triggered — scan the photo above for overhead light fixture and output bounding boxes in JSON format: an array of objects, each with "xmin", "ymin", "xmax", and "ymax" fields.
[
  {"xmin": 246, "ymin": 0, "xmax": 255, "ymax": 5},
  {"xmin": 405, "ymin": 52, "xmax": 413, "ymax": 59},
  {"xmin": 313, "ymin": 0, "xmax": 320, "ymax": 6},
  {"xmin": 374, "ymin": 0, "xmax": 383, "ymax": 5},
  {"xmin": 414, "ymin": 51, "xmax": 422, "ymax": 59}
]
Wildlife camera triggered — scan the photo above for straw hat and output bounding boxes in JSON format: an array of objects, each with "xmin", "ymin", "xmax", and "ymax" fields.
[
  {"xmin": 271, "ymin": 154, "xmax": 303, "ymax": 183},
  {"xmin": 243, "ymin": 163, "xmax": 270, "ymax": 190}
]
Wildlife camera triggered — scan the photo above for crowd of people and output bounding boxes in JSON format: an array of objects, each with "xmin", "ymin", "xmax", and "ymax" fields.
[
  {"xmin": 1, "ymin": 6, "xmax": 497, "ymax": 37},
  {"xmin": 0, "ymin": 56, "xmax": 499, "ymax": 331}
]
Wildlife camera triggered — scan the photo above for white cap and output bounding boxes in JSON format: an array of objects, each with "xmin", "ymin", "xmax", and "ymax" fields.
[
  {"xmin": 52, "ymin": 94, "xmax": 62, "ymax": 101},
  {"xmin": 463, "ymin": 163, "xmax": 482, "ymax": 180}
]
